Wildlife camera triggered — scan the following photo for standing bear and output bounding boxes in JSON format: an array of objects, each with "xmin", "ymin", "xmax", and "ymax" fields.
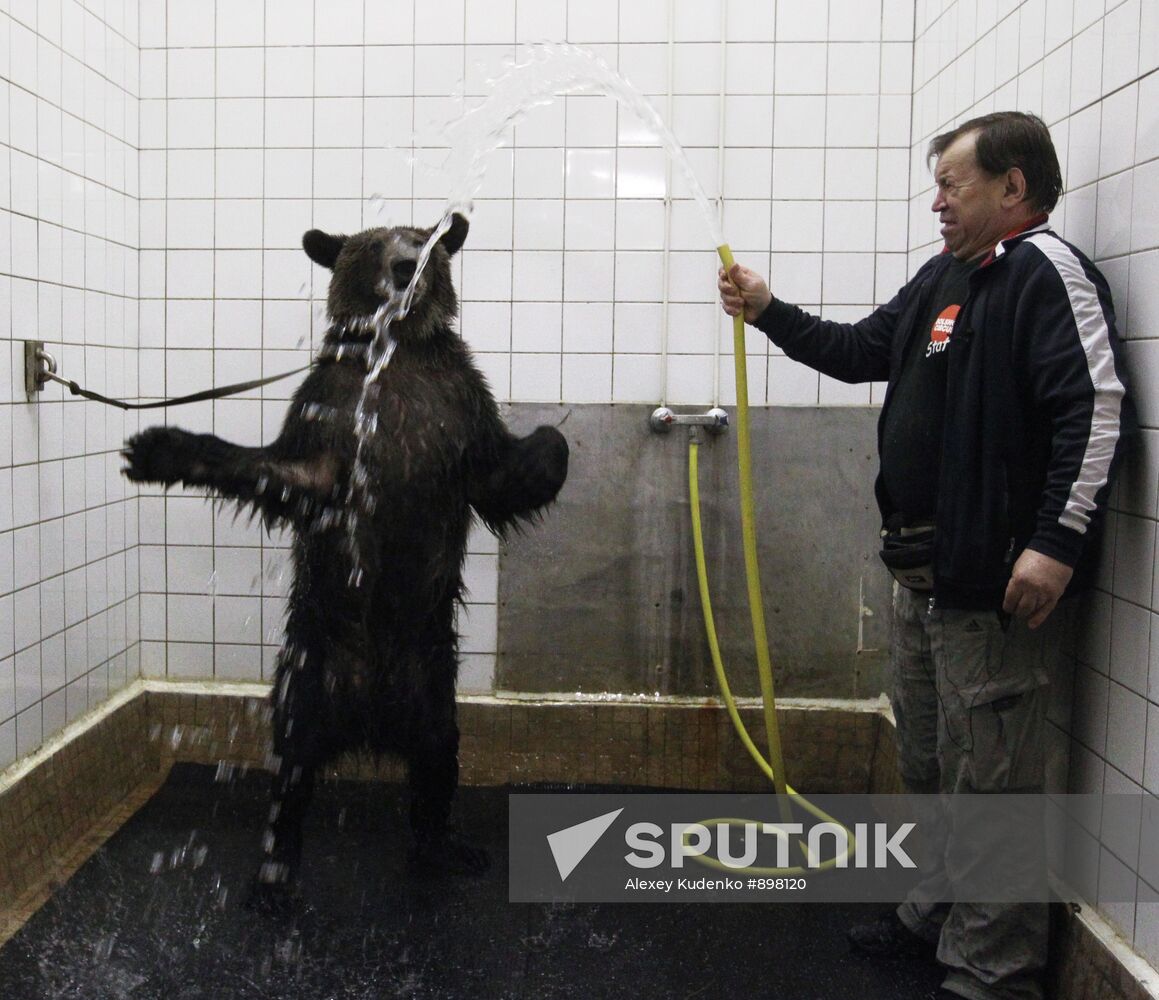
[{"xmin": 122, "ymin": 213, "xmax": 568, "ymax": 898}]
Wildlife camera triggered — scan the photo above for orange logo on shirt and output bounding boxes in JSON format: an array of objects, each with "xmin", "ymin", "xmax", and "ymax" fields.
[{"xmin": 926, "ymin": 304, "xmax": 960, "ymax": 357}]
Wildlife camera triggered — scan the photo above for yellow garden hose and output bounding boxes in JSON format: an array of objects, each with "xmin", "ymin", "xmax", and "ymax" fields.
[
  {"xmin": 714, "ymin": 243, "xmax": 788, "ymax": 799},
  {"xmin": 679, "ymin": 245, "xmax": 855, "ymax": 873}
]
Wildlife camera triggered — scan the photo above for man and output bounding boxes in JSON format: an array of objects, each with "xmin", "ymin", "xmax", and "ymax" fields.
[{"xmin": 719, "ymin": 112, "xmax": 1127, "ymax": 1000}]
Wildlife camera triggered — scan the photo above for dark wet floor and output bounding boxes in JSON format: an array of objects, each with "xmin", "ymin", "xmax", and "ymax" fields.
[{"xmin": 0, "ymin": 764, "xmax": 947, "ymax": 999}]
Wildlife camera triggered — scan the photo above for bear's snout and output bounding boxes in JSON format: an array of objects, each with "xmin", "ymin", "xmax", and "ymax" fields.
[{"xmin": 391, "ymin": 259, "xmax": 417, "ymax": 287}]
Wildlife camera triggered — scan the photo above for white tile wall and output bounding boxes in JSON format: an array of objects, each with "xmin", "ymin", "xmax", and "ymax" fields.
[
  {"xmin": 0, "ymin": 0, "xmax": 141, "ymax": 771},
  {"xmin": 139, "ymin": 2, "xmax": 909, "ymax": 428},
  {"xmin": 909, "ymin": 0, "xmax": 1159, "ymax": 965}
]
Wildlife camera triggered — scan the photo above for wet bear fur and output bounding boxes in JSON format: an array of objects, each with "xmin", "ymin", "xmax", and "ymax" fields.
[{"xmin": 122, "ymin": 214, "xmax": 568, "ymax": 898}]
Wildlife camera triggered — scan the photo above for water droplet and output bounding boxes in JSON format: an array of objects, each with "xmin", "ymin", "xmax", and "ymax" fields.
[
  {"xmin": 258, "ymin": 860, "xmax": 284, "ymax": 884},
  {"xmin": 93, "ymin": 934, "xmax": 116, "ymax": 962},
  {"xmin": 587, "ymin": 930, "xmax": 618, "ymax": 951},
  {"xmin": 522, "ymin": 933, "xmax": 549, "ymax": 953},
  {"xmin": 275, "ymin": 933, "xmax": 303, "ymax": 965}
]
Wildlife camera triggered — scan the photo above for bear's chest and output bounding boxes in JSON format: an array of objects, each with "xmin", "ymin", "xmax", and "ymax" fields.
[
  {"xmin": 312, "ymin": 356, "xmax": 477, "ymax": 473},
  {"xmin": 365, "ymin": 365, "xmax": 476, "ymax": 482}
]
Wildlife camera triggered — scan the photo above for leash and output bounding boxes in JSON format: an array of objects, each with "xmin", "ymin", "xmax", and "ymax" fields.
[
  {"xmin": 38, "ymin": 366, "xmax": 313, "ymax": 410},
  {"xmin": 29, "ymin": 341, "xmax": 372, "ymax": 411}
]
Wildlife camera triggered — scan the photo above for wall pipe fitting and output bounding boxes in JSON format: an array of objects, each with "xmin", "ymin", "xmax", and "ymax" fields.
[{"xmin": 649, "ymin": 406, "xmax": 730, "ymax": 434}]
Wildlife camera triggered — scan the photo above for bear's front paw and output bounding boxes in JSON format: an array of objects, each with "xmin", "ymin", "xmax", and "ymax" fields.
[
  {"xmin": 509, "ymin": 425, "xmax": 568, "ymax": 506},
  {"xmin": 121, "ymin": 426, "xmax": 195, "ymax": 485},
  {"xmin": 528, "ymin": 425, "xmax": 569, "ymax": 490}
]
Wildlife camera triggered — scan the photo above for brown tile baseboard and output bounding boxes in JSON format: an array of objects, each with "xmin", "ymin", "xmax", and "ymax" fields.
[
  {"xmin": 1049, "ymin": 900, "xmax": 1159, "ymax": 1000},
  {"xmin": 0, "ymin": 681, "xmax": 1154, "ymax": 1000},
  {"xmin": 0, "ymin": 683, "xmax": 883, "ymax": 941},
  {"xmin": 143, "ymin": 688, "xmax": 885, "ymax": 794}
]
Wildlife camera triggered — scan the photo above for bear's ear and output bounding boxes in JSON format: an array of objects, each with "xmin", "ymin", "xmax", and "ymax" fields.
[
  {"xmin": 302, "ymin": 229, "xmax": 347, "ymax": 270},
  {"xmin": 437, "ymin": 213, "xmax": 469, "ymax": 257}
]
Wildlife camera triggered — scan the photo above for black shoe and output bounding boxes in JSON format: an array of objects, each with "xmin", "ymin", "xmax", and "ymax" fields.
[{"xmin": 847, "ymin": 911, "xmax": 937, "ymax": 959}]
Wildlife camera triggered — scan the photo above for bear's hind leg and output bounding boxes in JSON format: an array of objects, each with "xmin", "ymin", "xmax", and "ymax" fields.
[
  {"xmin": 404, "ymin": 659, "xmax": 489, "ymax": 875},
  {"xmin": 247, "ymin": 753, "xmax": 319, "ymax": 916},
  {"xmin": 247, "ymin": 645, "xmax": 326, "ymax": 912},
  {"xmin": 407, "ymin": 724, "xmax": 489, "ymax": 875},
  {"xmin": 258, "ymin": 756, "xmax": 317, "ymax": 886}
]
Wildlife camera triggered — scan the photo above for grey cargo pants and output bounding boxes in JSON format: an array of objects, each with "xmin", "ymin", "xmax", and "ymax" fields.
[{"xmin": 888, "ymin": 585, "xmax": 1070, "ymax": 1000}]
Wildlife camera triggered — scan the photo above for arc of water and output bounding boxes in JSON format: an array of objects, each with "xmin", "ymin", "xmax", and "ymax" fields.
[
  {"xmin": 429, "ymin": 42, "xmax": 724, "ymax": 247},
  {"xmin": 345, "ymin": 42, "xmax": 728, "ymax": 584}
]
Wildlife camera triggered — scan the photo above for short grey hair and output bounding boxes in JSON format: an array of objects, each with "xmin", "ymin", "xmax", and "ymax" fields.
[{"xmin": 928, "ymin": 112, "xmax": 1063, "ymax": 213}]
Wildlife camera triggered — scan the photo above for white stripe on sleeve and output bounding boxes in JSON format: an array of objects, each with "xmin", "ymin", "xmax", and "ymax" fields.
[{"xmin": 1024, "ymin": 233, "xmax": 1125, "ymax": 534}]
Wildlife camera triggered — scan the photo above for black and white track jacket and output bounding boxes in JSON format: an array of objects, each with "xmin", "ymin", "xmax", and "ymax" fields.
[{"xmin": 754, "ymin": 219, "xmax": 1130, "ymax": 610}]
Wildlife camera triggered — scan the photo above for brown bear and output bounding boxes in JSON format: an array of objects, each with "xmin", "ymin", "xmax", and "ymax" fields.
[{"xmin": 122, "ymin": 213, "xmax": 568, "ymax": 903}]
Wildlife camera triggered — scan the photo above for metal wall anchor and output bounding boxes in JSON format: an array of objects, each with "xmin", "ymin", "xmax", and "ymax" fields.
[{"xmin": 24, "ymin": 340, "xmax": 57, "ymax": 396}]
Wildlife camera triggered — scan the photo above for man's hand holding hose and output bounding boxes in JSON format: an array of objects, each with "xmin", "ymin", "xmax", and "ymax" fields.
[{"xmin": 718, "ymin": 263, "xmax": 773, "ymax": 324}]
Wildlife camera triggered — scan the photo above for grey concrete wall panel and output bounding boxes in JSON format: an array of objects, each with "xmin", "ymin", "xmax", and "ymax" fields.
[{"xmin": 496, "ymin": 403, "xmax": 890, "ymax": 699}]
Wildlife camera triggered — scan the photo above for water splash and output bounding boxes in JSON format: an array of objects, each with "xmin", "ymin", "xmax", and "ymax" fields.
[
  {"xmin": 428, "ymin": 42, "xmax": 724, "ymax": 247},
  {"xmin": 343, "ymin": 42, "xmax": 725, "ymax": 584}
]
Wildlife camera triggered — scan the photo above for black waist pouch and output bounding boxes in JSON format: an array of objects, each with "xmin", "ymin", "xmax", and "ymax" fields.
[{"xmin": 879, "ymin": 522, "xmax": 936, "ymax": 591}]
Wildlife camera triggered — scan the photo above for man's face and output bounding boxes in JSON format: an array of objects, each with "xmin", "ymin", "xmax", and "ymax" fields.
[{"xmin": 931, "ymin": 132, "xmax": 1014, "ymax": 261}]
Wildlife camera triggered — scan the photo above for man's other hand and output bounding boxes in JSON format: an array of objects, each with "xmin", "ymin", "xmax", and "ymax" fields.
[{"xmin": 1002, "ymin": 549, "xmax": 1073, "ymax": 629}]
